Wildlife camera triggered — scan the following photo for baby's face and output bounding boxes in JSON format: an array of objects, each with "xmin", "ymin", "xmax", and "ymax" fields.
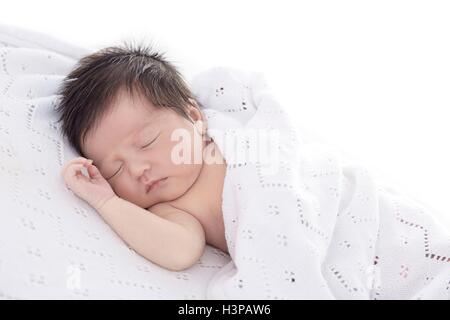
[{"xmin": 82, "ymin": 87, "xmax": 206, "ymax": 209}]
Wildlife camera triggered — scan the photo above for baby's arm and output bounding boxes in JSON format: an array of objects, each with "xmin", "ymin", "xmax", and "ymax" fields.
[
  {"xmin": 61, "ymin": 157, "xmax": 204, "ymax": 271},
  {"xmin": 97, "ymin": 196, "xmax": 205, "ymax": 271}
]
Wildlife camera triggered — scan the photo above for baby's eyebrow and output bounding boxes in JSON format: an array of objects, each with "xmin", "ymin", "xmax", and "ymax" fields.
[{"xmin": 131, "ymin": 121, "xmax": 157, "ymax": 144}]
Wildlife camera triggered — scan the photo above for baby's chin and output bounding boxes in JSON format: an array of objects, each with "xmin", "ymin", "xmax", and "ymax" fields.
[
  {"xmin": 158, "ymin": 178, "xmax": 192, "ymax": 200},
  {"xmin": 139, "ymin": 178, "xmax": 190, "ymax": 207}
]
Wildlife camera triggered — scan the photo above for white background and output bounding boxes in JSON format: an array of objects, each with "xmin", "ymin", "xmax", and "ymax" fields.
[{"xmin": 1, "ymin": 0, "xmax": 449, "ymax": 227}]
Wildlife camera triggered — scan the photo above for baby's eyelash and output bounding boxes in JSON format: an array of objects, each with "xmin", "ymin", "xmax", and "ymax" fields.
[
  {"xmin": 141, "ymin": 132, "xmax": 160, "ymax": 148},
  {"xmin": 105, "ymin": 131, "xmax": 161, "ymax": 180},
  {"xmin": 107, "ymin": 165, "xmax": 122, "ymax": 180}
]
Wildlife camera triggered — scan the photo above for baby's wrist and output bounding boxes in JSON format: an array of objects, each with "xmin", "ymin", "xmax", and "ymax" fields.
[{"xmin": 94, "ymin": 194, "xmax": 119, "ymax": 213}]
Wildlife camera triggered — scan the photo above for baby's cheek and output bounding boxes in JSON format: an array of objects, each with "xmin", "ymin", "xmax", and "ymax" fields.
[
  {"xmin": 111, "ymin": 181, "xmax": 127, "ymax": 198},
  {"xmin": 114, "ymin": 181, "xmax": 140, "ymax": 201}
]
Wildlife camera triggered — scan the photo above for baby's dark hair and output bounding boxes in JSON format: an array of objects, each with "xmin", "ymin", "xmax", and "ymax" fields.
[{"xmin": 55, "ymin": 42, "xmax": 198, "ymax": 157}]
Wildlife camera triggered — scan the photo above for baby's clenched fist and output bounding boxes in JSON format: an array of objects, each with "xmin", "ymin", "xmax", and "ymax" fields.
[{"xmin": 61, "ymin": 156, "xmax": 117, "ymax": 211}]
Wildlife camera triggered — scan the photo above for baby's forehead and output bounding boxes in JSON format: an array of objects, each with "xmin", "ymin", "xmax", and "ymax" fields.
[{"xmin": 91, "ymin": 103, "xmax": 167, "ymax": 139}]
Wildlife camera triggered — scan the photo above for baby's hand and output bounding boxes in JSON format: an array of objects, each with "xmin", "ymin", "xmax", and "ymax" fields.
[{"xmin": 61, "ymin": 156, "xmax": 117, "ymax": 211}]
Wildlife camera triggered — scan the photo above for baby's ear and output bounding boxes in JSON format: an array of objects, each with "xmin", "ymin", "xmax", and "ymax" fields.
[
  {"xmin": 186, "ymin": 99, "xmax": 208, "ymax": 134},
  {"xmin": 186, "ymin": 100, "xmax": 203, "ymax": 120},
  {"xmin": 194, "ymin": 119, "xmax": 207, "ymax": 135},
  {"xmin": 188, "ymin": 98, "xmax": 199, "ymax": 109}
]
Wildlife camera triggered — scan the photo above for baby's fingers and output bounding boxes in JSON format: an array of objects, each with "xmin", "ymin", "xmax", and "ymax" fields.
[
  {"xmin": 64, "ymin": 163, "xmax": 89, "ymax": 180},
  {"xmin": 86, "ymin": 163, "xmax": 103, "ymax": 179},
  {"xmin": 61, "ymin": 158, "xmax": 93, "ymax": 176},
  {"xmin": 71, "ymin": 157, "xmax": 93, "ymax": 167}
]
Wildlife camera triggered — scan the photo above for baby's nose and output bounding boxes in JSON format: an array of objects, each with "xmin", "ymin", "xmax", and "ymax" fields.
[{"xmin": 140, "ymin": 168, "xmax": 152, "ymax": 184}]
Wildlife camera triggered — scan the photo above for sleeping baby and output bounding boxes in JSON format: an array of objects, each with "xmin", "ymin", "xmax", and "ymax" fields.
[
  {"xmin": 57, "ymin": 44, "xmax": 450, "ymax": 298},
  {"xmin": 57, "ymin": 44, "xmax": 229, "ymax": 272}
]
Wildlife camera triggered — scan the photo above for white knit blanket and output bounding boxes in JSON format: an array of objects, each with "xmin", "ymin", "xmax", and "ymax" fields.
[
  {"xmin": 0, "ymin": 24, "xmax": 231, "ymax": 300},
  {"xmin": 1, "ymin": 22, "xmax": 448, "ymax": 300},
  {"xmin": 190, "ymin": 67, "xmax": 450, "ymax": 299}
]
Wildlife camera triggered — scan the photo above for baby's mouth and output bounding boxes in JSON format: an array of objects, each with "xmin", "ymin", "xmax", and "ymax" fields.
[{"xmin": 146, "ymin": 177, "xmax": 168, "ymax": 193}]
